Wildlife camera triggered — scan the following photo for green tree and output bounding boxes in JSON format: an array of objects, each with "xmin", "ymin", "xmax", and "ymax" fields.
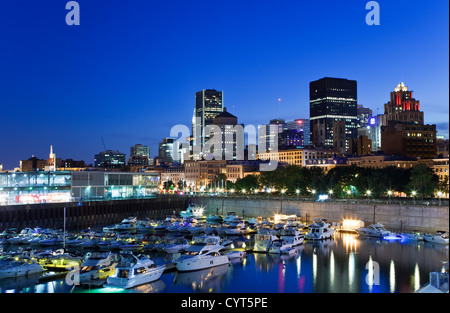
[
  {"xmin": 406, "ymin": 164, "xmax": 438, "ymax": 198},
  {"xmin": 234, "ymin": 175, "xmax": 260, "ymax": 192}
]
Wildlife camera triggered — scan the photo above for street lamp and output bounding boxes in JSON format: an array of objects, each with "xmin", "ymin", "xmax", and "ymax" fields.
[
  {"xmin": 412, "ymin": 191, "xmax": 417, "ymax": 204},
  {"xmin": 387, "ymin": 190, "xmax": 393, "ymax": 204},
  {"xmin": 296, "ymin": 189, "xmax": 300, "ymax": 201},
  {"xmin": 311, "ymin": 189, "xmax": 316, "ymax": 201},
  {"xmin": 366, "ymin": 190, "xmax": 372, "ymax": 202},
  {"xmin": 280, "ymin": 189, "xmax": 286, "ymax": 213},
  {"xmin": 437, "ymin": 191, "xmax": 442, "ymax": 206}
]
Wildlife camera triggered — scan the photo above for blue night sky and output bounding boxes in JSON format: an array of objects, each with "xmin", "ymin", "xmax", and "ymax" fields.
[{"xmin": 0, "ymin": 0, "xmax": 448, "ymax": 169}]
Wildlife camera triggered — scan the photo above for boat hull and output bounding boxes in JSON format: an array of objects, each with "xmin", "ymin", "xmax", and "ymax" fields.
[
  {"xmin": 105, "ymin": 266, "xmax": 165, "ymax": 289},
  {"xmin": 176, "ymin": 256, "xmax": 229, "ymax": 272}
]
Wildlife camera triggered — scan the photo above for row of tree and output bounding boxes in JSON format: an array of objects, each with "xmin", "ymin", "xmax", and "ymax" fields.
[{"xmin": 226, "ymin": 164, "xmax": 448, "ymax": 199}]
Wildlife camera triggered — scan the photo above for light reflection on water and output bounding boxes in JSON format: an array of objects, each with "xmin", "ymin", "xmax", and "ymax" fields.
[{"xmin": 0, "ymin": 232, "xmax": 448, "ymax": 293}]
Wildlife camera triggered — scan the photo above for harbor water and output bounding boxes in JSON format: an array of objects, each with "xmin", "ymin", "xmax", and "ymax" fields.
[{"xmin": 0, "ymin": 232, "xmax": 447, "ymax": 293}]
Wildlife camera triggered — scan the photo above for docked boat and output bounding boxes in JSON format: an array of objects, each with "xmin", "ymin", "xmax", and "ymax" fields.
[
  {"xmin": 6, "ymin": 228, "xmax": 35, "ymax": 245},
  {"xmin": 0, "ymin": 254, "xmax": 44, "ymax": 279},
  {"xmin": 79, "ymin": 251, "xmax": 120, "ymax": 282},
  {"xmin": 35, "ymin": 249, "xmax": 83, "ymax": 271},
  {"xmin": 268, "ymin": 239, "xmax": 293, "ymax": 254},
  {"xmin": 104, "ymin": 252, "xmax": 166, "ymax": 289},
  {"xmin": 39, "ymin": 234, "xmax": 64, "ymax": 246},
  {"xmin": 222, "ymin": 212, "xmax": 240, "ymax": 224},
  {"xmin": 0, "ymin": 228, "xmax": 18, "ymax": 244},
  {"xmin": 399, "ymin": 231, "xmax": 424, "ymax": 241},
  {"xmin": 280, "ymin": 227, "xmax": 304, "ymax": 246},
  {"xmin": 423, "ymin": 231, "xmax": 449, "ymax": 245},
  {"xmin": 166, "ymin": 221, "xmax": 185, "ymax": 233},
  {"xmin": 188, "ymin": 223, "xmax": 206, "ymax": 235},
  {"xmin": 204, "ymin": 224, "xmax": 220, "ymax": 235},
  {"xmin": 226, "ymin": 250, "xmax": 247, "ymax": 259},
  {"xmin": 206, "ymin": 215, "xmax": 223, "ymax": 224},
  {"xmin": 355, "ymin": 223, "xmax": 392, "ymax": 238},
  {"xmin": 253, "ymin": 228, "xmax": 279, "ymax": 253},
  {"xmin": 305, "ymin": 219, "xmax": 335, "ymax": 240},
  {"xmin": 65, "ymin": 229, "xmax": 95, "ymax": 247},
  {"xmin": 224, "ymin": 219, "xmax": 248, "ymax": 235},
  {"xmin": 175, "ymin": 239, "xmax": 229, "ymax": 272},
  {"xmin": 163, "ymin": 238, "xmax": 190, "ymax": 254},
  {"xmin": 104, "ymin": 252, "xmax": 165, "ymax": 289},
  {"xmin": 180, "ymin": 204, "xmax": 204, "ymax": 219},
  {"xmin": 115, "ymin": 217, "xmax": 138, "ymax": 232}
]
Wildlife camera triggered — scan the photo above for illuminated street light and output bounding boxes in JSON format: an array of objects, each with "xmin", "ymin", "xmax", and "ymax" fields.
[{"xmin": 387, "ymin": 190, "xmax": 393, "ymax": 204}]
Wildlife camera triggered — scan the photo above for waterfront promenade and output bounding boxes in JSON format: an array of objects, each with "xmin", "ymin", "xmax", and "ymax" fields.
[{"xmin": 191, "ymin": 195, "xmax": 449, "ymax": 233}]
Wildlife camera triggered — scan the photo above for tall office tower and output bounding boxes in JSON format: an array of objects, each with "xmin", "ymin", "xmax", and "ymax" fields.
[
  {"xmin": 212, "ymin": 107, "xmax": 244, "ymax": 160},
  {"xmin": 380, "ymin": 83, "xmax": 436, "ymax": 159},
  {"xmin": 128, "ymin": 144, "xmax": 150, "ymax": 166},
  {"xmin": 192, "ymin": 89, "xmax": 224, "ymax": 148},
  {"xmin": 287, "ymin": 119, "xmax": 310, "ymax": 146},
  {"xmin": 310, "ymin": 77, "xmax": 358, "ymax": 152},
  {"xmin": 381, "ymin": 82, "xmax": 423, "ymax": 125}
]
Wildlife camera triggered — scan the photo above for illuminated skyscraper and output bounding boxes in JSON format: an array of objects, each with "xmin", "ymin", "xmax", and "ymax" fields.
[
  {"xmin": 192, "ymin": 89, "xmax": 223, "ymax": 148},
  {"xmin": 310, "ymin": 77, "xmax": 358, "ymax": 151}
]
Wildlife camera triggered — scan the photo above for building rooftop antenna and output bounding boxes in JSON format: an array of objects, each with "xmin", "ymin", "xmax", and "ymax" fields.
[{"xmin": 101, "ymin": 136, "xmax": 107, "ymax": 151}]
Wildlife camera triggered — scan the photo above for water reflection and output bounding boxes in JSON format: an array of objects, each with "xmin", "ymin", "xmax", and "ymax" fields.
[
  {"xmin": 1, "ymin": 232, "xmax": 448, "ymax": 293},
  {"xmin": 172, "ymin": 264, "xmax": 229, "ymax": 292}
]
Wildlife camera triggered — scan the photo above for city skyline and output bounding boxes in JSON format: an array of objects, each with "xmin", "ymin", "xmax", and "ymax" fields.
[{"xmin": 0, "ymin": 0, "xmax": 448, "ymax": 170}]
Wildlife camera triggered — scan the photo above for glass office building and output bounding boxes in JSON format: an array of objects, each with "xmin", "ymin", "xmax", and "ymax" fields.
[
  {"xmin": 310, "ymin": 77, "xmax": 358, "ymax": 151},
  {"xmin": 0, "ymin": 171, "xmax": 160, "ymax": 205}
]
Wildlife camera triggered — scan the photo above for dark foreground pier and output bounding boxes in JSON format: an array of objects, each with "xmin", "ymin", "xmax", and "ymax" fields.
[{"xmin": 0, "ymin": 196, "xmax": 188, "ymax": 231}]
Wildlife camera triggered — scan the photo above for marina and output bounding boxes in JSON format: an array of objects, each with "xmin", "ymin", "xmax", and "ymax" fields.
[{"xmin": 0, "ymin": 206, "xmax": 448, "ymax": 294}]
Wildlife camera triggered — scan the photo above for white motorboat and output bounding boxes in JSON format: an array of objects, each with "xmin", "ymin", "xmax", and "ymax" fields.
[
  {"xmin": 204, "ymin": 225, "xmax": 219, "ymax": 235},
  {"xmin": 65, "ymin": 229, "xmax": 95, "ymax": 247},
  {"xmin": 223, "ymin": 212, "xmax": 240, "ymax": 224},
  {"xmin": 0, "ymin": 228, "xmax": 18, "ymax": 243},
  {"xmin": 104, "ymin": 252, "xmax": 165, "ymax": 289},
  {"xmin": 399, "ymin": 231, "xmax": 424, "ymax": 241},
  {"xmin": 79, "ymin": 251, "xmax": 120, "ymax": 282},
  {"xmin": 226, "ymin": 250, "xmax": 247, "ymax": 259},
  {"xmin": 163, "ymin": 238, "xmax": 190, "ymax": 254},
  {"xmin": 253, "ymin": 228, "xmax": 279, "ymax": 253},
  {"xmin": 175, "ymin": 240, "xmax": 229, "ymax": 272},
  {"xmin": 188, "ymin": 223, "xmax": 206, "ymax": 235},
  {"xmin": 415, "ymin": 271, "xmax": 449, "ymax": 293},
  {"xmin": 35, "ymin": 249, "xmax": 83, "ymax": 271},
  {"xmin": 280, "ymin": 227, "xmax": 304, "ymax": 246},
  {"xmin": 268, "ymin": 239, "xmax": 293, "ymax": 254},
  {"xmin": 6, "ymin": 228, "xmax": 35, "ymax": 245},
  {"xmin": 76, "ymin": 236, "xmax": 101, "ymax": 249},
  {"xmin": 114, "ymin": 217, "xmax": 137, "ymax": 232},
  {"xmin": 355, "ymin": 223, "xmax": 392, "ymax": 238},
  {"xmin": 39, "ymin": 234, "xmax": 64, "ymax": 246},
  {"xmin": 305, "ymin": 219, "xmax": 335, "ymax": 240},
  {"xmin": 206, "ymin": 215, "xmax": 223, "ymax": 224},
  {"xmin": 224, "ymin": 219, "xmax": 248, "ymax": 235},
  {"xmin": 180, "ymin": 204, "xmax": 204, "ymax": 219},
  {"xmin": 166, "ymin": 221, "xmax": 185, "ymax": 233},
  {"xmin": 423, "ymin": 231, "xmax": 449, "ymax": 245},
  {"xmin": 0, "ymin": 254, "xmax": 44, "ymax": 279}
]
